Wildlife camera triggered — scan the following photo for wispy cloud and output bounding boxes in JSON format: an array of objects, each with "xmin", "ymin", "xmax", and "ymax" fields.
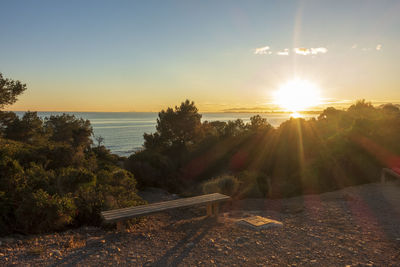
[
  {"xmin": 294, "ymin": 48, "xmax": 310, "ymax": 55},
  {"xmin": 254, "ymin": 46, "xmax": 270, "ymax": 55},
  {"xmin": 352, "ymin": 43, "xmax": 383, "ymax": 52},
  {"xmin": 294, "ymin": 47, "xmax": 328, "ymax": 55},
  {"xmin": 312, "ymin": 47, "xmax": 328, "ymax": 54},
  {"xmin": 254, "ymin": 46, "xmax": 328, "ymax": 56},
  {"xmin": 277, "ymin": 49, "xmax": 289, "ymax": 56}
]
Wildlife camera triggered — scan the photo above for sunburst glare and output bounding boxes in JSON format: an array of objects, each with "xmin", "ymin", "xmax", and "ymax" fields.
[{"xmin": 273, "ymin": 79, "xmax": 322, "ymax": 115}]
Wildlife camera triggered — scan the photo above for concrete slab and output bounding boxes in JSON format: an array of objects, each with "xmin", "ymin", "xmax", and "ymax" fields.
[{"xmin": 237, "ymin": 215, "xmax": 283, "ymax": 230}]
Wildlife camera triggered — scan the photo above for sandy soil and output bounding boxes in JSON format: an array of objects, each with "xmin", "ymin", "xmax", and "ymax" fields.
[{"xmin": 1, "ymin": 182, "xmax": 400, "ymax": 266}]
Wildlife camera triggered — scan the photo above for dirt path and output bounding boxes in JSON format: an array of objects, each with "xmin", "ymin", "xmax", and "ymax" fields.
[{"xmin": 1, "ymin": 182, "xmax": 400, "ymax": 266}]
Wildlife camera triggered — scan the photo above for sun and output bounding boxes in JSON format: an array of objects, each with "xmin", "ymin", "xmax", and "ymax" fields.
[{"xmin": 273, "ymin": 79, "xmax": 321, "ymax": 113}]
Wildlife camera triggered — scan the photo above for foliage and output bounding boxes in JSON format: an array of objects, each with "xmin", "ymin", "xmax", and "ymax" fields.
[
  {"xmin": 201, "ymin": 175, "xmax": 239, "ymax": 196},
  {"xmin": 0, "ymin": 133, "xmax": 143, "ymax": 235},
  {"xmin": 127, "ymin": 99, "xmax": 400, "ymax": 199},
  {"xmin": 0, "ymin": 73, "xmax": 27, "ymax": 109},
  {"xmin": 0, "ymin": 73, "xmax": 143, "ymax": 235},
  {"xmin": 15, "ymin": 189, "xmax": 76, "ymax": 234},
  {"xmin": 144, "ymin": 99, "xmax": 202, "ymax": 150}
]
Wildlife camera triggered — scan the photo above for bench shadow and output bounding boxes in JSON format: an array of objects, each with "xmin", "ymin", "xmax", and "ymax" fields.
[
  {"xmin": 47, "ymin": 232, "xmax": 120, "ymax": 267},
  {"xmin": 151, "ymin": 216, "xmax": 216, "ymax": 267}
]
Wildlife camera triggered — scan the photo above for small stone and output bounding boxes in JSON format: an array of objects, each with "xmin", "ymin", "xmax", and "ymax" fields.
[
  {"xmin": 1, "ymin": 238, "xmax": 15, "ymax": 244},
  {"xmin": 235, "ymin": 237, "xmax": 249, "ymax": 244},
  {"xmin": 53, "ymin": 250, "xmax": 62, "ymax": 257},
  {"xmin": 186, "ymin": 242, "xmax": 194, "ymax": 248}
]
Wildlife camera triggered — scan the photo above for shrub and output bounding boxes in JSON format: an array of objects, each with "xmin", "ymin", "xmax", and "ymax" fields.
[
  {"xmin": 236, "ymin": 171, "xmax": 269, "ymax": 198},
  {"xmin": 0, "ymin": 191, "xmax": 12, "ymax": 235},
  {"xmin": 57, "ymin": 167, "xmax": 96, "ymax": 194},
  {"xmin": 15, "ymin": 189, "xmax": 76, "ymax": 234},
  {"xmin": 201, "ymin": 175, "xmax": 239, "ymax": 196},
  {"xmin": 74, "ymin": 169, "xmax": 144, "ymax": 225},
  {"xmin": 0, "ymin": 135, "xmax": 144, "ymax": 235}
]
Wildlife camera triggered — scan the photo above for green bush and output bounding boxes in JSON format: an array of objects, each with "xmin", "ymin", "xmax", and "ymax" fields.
[
  {"xmin": 74, "ymin": 169, "xmax": 144, "ymax": 225},
  {"xmin": 236, "ymin": 171, "xmax": 269, "ymax": 198},
  {"xmin": 0, "ymin": 123, "xmax": 143, "ymax": 235},
  {"xmin": 15, "ymin": 189, "xmax": 76, "ymax": 234},
  {"xmin": 57, "ymin": 167, "xmax": 96, "ymax": 194},
  {"xmin": 202, "ymin": 175, "xmax": 239, "ymax": 196},
  {"xmin": 0, "ymin": 75, "xmax": 144, "ymax": 235}
]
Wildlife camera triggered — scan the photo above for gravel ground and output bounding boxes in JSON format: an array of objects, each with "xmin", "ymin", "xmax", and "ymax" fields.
[{"xmin": 1, "ymin": 182, "xmax": 400, "ymax": 266}]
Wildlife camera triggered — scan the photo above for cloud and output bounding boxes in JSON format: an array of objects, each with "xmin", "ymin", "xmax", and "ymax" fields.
[
  {"xmin": 352, "ymin": 44, "xmax": 358, "ymax": 49},
  {"xmin": 294, "ymin": 48, "xmax": 311, "ymax": 55},
  {"xmin": 376, "ymin": 44, "xmax": 382, "ymax": 51},
  {"xmin": 277, "ymin": 49, "xmax": 289, "ymax": 56},
  {"xmin": 312, "ymin": 47, "xmax": 328, "ymax": 54},
  {"xmin": 254, "ymin": 46, "xmax": 270, "ymax": 55},
  {"xmin": 294, "ymin": 47, "xmax": 328, "ymax": 55}
]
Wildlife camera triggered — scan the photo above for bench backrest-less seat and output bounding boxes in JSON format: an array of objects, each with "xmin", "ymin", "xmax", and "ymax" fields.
[{"xmin": 101, "ymin": 193, "xmax": 230, "ymax": 225}]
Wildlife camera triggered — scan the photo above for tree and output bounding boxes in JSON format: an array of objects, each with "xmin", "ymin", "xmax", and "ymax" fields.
[
  {"xmin": 95, "ymin": 135, "xmax": 105, "ymax": 147},
  {"xmin": 4, "ymin": 111, "xmax": 47, "ymax": 144},
  {"xmin": 248, "ymin": 115, "xmax": 272, "ymax": 132},
  {"xmin": 0, "ymin": 73, "xmax": 27, "ymax": 109},
  {"xmin": 44, "ymin": 114, "xmax": 93, "ymax": 149},
  {"xmin": 144, "ymin": 100, "xmax": 202, "ymax": 149}
]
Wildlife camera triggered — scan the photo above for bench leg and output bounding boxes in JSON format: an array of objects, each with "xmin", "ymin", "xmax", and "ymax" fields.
[
  {"xmin": 212, "ymin": 203, "xmax": 219, "ymax": 216},
  {"xmin": 116, "ymin": 221, "xmax": 125, "ymax": 231},
  {"xmin": 206, "ymin": 204, "xmax": 213, "ymax": 216}
]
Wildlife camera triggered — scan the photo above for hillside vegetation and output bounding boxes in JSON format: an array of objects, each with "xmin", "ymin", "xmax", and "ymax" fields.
[
  {"xmin": 126, "ymin": 100, "xmax": 400, "ymax": 198},
  {"xmin": 0, "ymin": 74, "xmax": 143, "ymax": 235}
]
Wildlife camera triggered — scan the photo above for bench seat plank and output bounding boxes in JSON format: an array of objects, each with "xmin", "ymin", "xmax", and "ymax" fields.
[{"xmin": 101, "ymin": 193, "xmax": 230, "ymax": 223}]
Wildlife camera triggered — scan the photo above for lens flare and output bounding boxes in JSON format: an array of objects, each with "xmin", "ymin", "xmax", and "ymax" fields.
[{"xmin": 273, "ymin": 79, "xmax": 321, "ymax": 113}]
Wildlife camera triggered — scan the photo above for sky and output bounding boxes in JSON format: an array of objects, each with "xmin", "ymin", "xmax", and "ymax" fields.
[{"xmin": 1, "ymin": 0, "xmax": 399, "ymax": 112}]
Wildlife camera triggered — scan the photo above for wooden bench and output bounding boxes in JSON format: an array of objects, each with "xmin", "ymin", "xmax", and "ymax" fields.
[
  {"xmin": 381, "ymin": 168, "xmax": 400, "ymax": 183},
  {"xmin": 101, "ymin": 193, "xmax": 230, "ymax": 230}
]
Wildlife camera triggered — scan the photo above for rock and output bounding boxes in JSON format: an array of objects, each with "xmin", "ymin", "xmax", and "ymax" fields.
[
  {"xmin": 1, "ymin": 237, "xmax": 15, "ymax": 244},
  {"xmin": 53, "ymin": 249, "xmax": 62, "ymax": 257},
  {"xmin": 185, "ymin": 242, "xmax": 194, "ymax": 248},
  {"xmin": 235, "ymin": 237, "xmax": 249, "ymax": 244},
  {"xmin": 83, "ymin": 226, "xmax": 99, "ymax": 232}
]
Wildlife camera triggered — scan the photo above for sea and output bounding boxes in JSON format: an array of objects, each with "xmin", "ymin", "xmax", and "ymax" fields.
[{"xmin": 14, "ymin": 112, "xmax": 317, "ymax": 157}]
